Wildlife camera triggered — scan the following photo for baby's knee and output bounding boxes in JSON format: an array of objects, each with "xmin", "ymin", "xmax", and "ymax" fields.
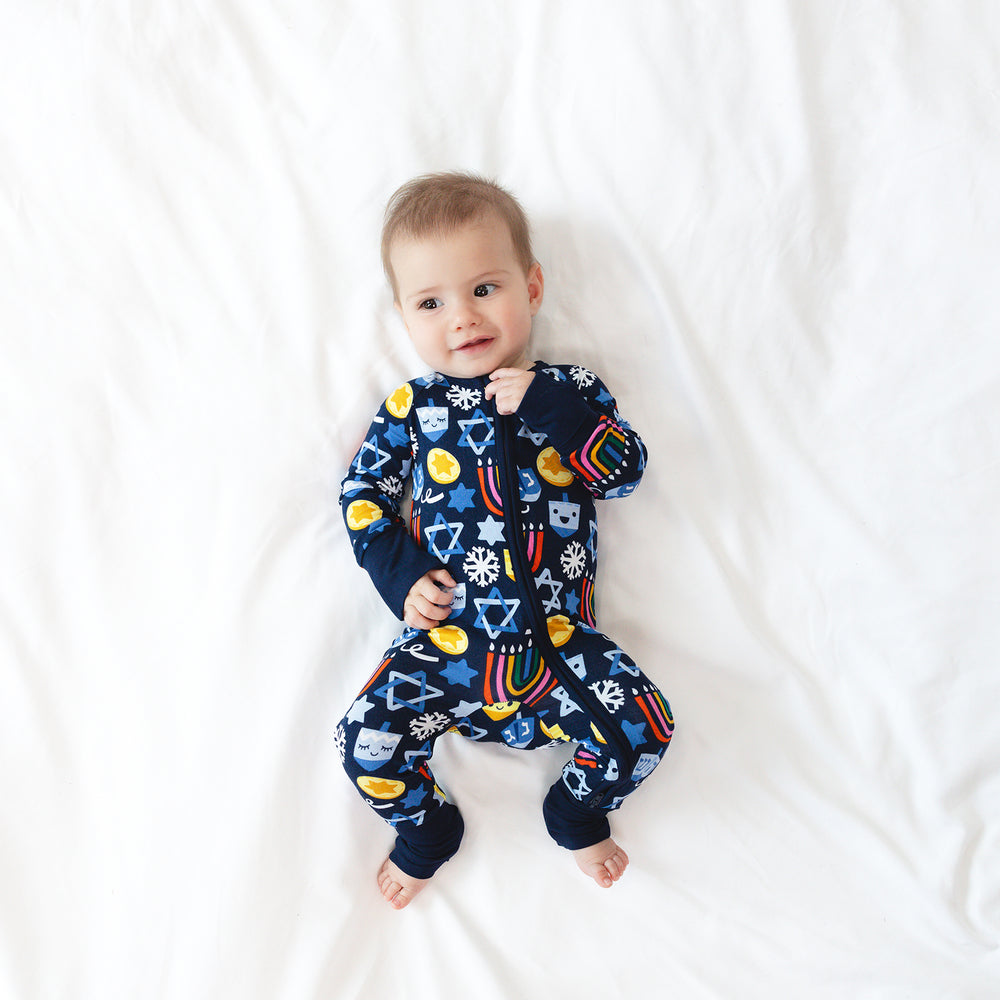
[
  {"xmin": 609, "ymin": 698, "xmax": 673, "ymax": 789},
  {"xmin": 336, "ymin": 714, "xmax": 405, "ymax": 780}
]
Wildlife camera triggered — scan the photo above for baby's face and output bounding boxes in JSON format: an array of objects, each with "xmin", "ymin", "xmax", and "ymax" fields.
[{"xmin": 391, "ymin": 216, "xmax": 543, "ymax": 379}]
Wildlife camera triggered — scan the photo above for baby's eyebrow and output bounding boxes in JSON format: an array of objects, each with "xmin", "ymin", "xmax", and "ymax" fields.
[{"xmin": 407, "ymin": 286, "xmax": 441, "ymax": 301}]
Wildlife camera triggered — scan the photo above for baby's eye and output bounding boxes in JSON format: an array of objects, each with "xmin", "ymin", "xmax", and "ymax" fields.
[
  {"xmin": 418, "ymin": 298, "xmax": 444, "ymax": 310},
  {"xmin": 474, "ymin": 283, "xmax": 497, "ymax": 297}
]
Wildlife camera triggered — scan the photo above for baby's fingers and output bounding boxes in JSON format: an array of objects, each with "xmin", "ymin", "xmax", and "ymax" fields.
[
  {"xmin": 429, "ymin": 567, "xmax": 458, "ymax": 590},
  {"xmin": 404, "ymin": 593, "xmax": 451, "ymax": 629},
  {"xmin": 404, "ymin": 607, "xmax": 442, "ymax": 630}
]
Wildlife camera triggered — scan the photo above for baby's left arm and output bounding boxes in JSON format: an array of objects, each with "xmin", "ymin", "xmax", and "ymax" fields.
[{"xmin": 512, "ymin": 365, "xmax": 647, "ymax": 500}]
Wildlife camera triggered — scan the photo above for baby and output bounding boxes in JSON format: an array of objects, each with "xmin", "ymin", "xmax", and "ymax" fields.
[{"xmin": 338, "ymin": 172, "xmax": 673, "ymax": 909}]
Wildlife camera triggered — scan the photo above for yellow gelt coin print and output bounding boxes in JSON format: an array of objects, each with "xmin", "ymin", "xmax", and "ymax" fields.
[
  {"xmin": 537, "ymin": 447, "xmax": 574, "ymax": 487},
  {"xmin": 357, "ymin": 776, "xmax": 406, "ymax": 799},
  {"xmin": 385, "ymin": 383, "xmax": 413, "ymax": 419},
  {"xmin": 546, "ymin": 614, "xmax": 575, "ymax": 648},
  {"xmin": 346, "ymin": 499, "xmax": 383, "ymax": 531},
  {"xmin": 428, "ymin": 625, "xmax": 468, "ymax": 655},
  {"xmin": 427, "ymin": 448, "xmax": 461, "ymax": 484}
]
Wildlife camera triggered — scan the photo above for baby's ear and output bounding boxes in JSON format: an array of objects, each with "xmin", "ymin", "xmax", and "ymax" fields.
[{"xmin": 527, "ymin": 263, "xmax": 544, "ymax": 315}]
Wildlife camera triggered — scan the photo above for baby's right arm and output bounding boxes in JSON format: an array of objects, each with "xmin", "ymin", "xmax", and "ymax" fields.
[{"xmin": 341, "ymin": 386, "xmax": 444, "ymax": 619}]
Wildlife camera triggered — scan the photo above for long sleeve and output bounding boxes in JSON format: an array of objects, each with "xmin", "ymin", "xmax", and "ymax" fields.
[
  {"xmin": 516, "ymin": 364, "xmax": 647, "ymax": 499},
  {"xmin": 340, "ymin": 387, "xmax": 442, "ymax": 618}
]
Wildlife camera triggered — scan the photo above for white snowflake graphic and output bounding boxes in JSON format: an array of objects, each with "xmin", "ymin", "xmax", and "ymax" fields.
[
  {"xmin": 377, "ymin": 475, "xmax": 404, "ymax": 499},
  {"xmin": 588, "ymin": 678, "xmax": 625, "ymax": 713},
  {"xmin": 569, "ymin": 365, "xmax": 596, "ymax": 389},
  {"xmin": 334, "ymin": 724, "xmax": 346, "ymax": 762},
  {"xmin": 446, "ymin": 384, "xmax": 483, "ymax": 411},
  {"xmin": 560, "ymin": 541, "xmax": 587, "ymax": 580},
  {"xmin": 409, "ymin": 712, "xmax": 451, "ymax": 740},
  {"xmin": 463, "ymin": 545, "xmax": 500, "ymax": 587}
]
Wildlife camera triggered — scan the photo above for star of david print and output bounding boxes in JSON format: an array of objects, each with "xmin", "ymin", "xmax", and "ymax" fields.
[
  {"xmin": 605, "ymin": 645, "xmax": 639, "ymax": 677},
  {"xmin": 457, "ymin": 409, "xmax": 495, "ymax": 455},
  {"xmin": 388, "ymin": 809, "xmax": 426, "ymax": 828},
  {"xmin": 423, "ymin": 513, "xmax": 465, "ymax": 561},
  {"xmin": 472, "ymin": 586, "xmax": 521, "ymax": 639},
  {"xmin": 518, "ymin": 422, "xmax": 547, "ymax": 446},
  {"xmin": 551, "ymin": 685, "xmax": 582, "ymax": 717},
  {"xmin": 562, "ymin": 761, "xmax": 592, "ymax": 801},
  {"xmin": 533, "ymin": 567, "xmax": 563, "ymax": 613},
  {"xmin": 372, "ymin": 670, "xmax": 445, "ymax": 712},
  {"xmin": 352, "ymin": 433, "xmax": 392, "ymax": 477},
  {"xmin": 384, "ymin": 421, "xmax": 409, "ymax": 450}
]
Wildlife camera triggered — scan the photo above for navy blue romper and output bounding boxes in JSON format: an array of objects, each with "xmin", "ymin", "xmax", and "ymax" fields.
[{"xmin": 338, "ymin": 362, "xmax": 673, "ymax": 878}]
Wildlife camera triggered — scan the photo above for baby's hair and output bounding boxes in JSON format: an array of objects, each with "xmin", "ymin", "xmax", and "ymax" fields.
[{"xmin": 381, "ymin": 171, "xmax": 535, "ymax": 299}]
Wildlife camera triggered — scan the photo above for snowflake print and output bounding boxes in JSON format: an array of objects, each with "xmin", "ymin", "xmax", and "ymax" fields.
[
  {"xmin": 377, "ymin": 475, "xmax": 404, "ymax": 499},
  {"xmin": 560, "ymin": 541, "xmax": 587, "ymax": 580},
  {"xmin": 588, "ymin": 679, "xmax": 625, "ymax": 713},
  {"xmin": 463, "ymin": 545, "xmax": 500, "ymax": 587},
  {"xmin": 409, "ymin": 712, "xmax": 451, "ymax": 740},
  {"xmin": 446, "ymin": 384, "xmax": 483, "ymax": 411},
  {"xmin": 334, "ymin": 723, "xmax": 346, "ymax": 762},
  {"xmin": 569, "ymin": 365, "xmax": 596, "ymax": 389}
]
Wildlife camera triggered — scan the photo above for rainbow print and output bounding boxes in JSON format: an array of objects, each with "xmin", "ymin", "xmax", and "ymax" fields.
[
  {"xmin": 476, "ymin": 459, "xmax": 504, "ymax": 516},
  {"xmin": 483, "ymin": 641, "xmax": 556, "ymax": 706},
  {"xmin": 634, "ymin": 686, "xmax": 674, "ymax": 745}
]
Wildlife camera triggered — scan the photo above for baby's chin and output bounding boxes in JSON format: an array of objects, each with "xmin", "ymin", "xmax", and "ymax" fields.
[
  {"xmin": 428, "ymin": 361, "xmax": 498, "ymax": 381},
  {"xmin": 435, "ymin": 355, "xmax": 532, "ymax": 381},
  {"xmin": 439, "ymin": 364, "xmax": 493, "ymax": 379}
]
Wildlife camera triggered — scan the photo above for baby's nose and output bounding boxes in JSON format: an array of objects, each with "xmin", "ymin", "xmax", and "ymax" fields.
[{"xmin": 451, "ymin": 300, "xmax": 482, "ymax": 329}]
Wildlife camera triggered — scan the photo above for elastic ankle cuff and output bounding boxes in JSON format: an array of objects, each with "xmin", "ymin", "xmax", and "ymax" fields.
[
  {"xmin": 542, "ymin": 782, "xmax": 612, "ymax": 850},
  {"xmin": 389, "ymin": 805, "xmax": 465, "ymax": 879}
]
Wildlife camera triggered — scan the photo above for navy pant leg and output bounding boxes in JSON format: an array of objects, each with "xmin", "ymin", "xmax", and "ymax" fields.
[
  {"xmin": 528, "ymin": 621, "xmax": 674, "ymax": 848},
  {"xmin": 337, "ymin": 634, "xmax": 468, "ymax": 879}
]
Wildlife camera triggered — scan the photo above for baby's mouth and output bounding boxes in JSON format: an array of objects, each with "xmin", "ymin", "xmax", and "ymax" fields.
[{"xmin": 456, "ymin": 336, "xmax": 493, "ymax": 353}]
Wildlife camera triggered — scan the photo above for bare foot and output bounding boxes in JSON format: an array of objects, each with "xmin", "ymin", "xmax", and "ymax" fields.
[
  {"xmin": 573, "ymin": 837, "xmax": 629, "ymax": 888},
  {"xmin": 377, "ymin": 857, "xmax": 430, "ymax": 910}
]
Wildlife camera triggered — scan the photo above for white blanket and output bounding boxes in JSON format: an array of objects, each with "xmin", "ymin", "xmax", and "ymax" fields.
[{"xmin": 2, "ymin": 3, "xmax": 998, "ymax": 997}]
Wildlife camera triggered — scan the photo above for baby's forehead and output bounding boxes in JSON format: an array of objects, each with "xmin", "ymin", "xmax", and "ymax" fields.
[{"xmin": 391, "ymin": 210, "xmax": 511, "ymax": 254}]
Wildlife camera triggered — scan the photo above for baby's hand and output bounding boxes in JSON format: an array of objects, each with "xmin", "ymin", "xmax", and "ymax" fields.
[
  {"xmin": 485, "ymin": 368, "xmax": 534, "ymax": 415},
  {"xmin": 403, "ymin": 568, "xmax": 457, "ymax": 630}
]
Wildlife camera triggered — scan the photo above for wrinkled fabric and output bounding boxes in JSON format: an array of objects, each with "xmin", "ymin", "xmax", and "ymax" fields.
[{"xmin": 2, "ymin": 3, "xmax": 999, "ymax": 998}]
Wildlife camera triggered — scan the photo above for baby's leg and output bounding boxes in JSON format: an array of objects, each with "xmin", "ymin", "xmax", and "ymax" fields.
[
  {"xmin": 532, "ymin": 622, "xmax": 673, "ymax": 884},
  {"xmin": 337, "ymin": 640, "xmax": 466, "ymax": 905}
]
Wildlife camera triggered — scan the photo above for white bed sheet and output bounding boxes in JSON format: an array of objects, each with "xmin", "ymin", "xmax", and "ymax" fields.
[{"xmin": 2, "ymin": 3, "xmax": 999, "ymax": 998}]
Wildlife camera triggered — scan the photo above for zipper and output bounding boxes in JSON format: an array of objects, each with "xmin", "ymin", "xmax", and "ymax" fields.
[{"xmin": 485, "ymin": 381, "xmax": 634, "ymax": 790}]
